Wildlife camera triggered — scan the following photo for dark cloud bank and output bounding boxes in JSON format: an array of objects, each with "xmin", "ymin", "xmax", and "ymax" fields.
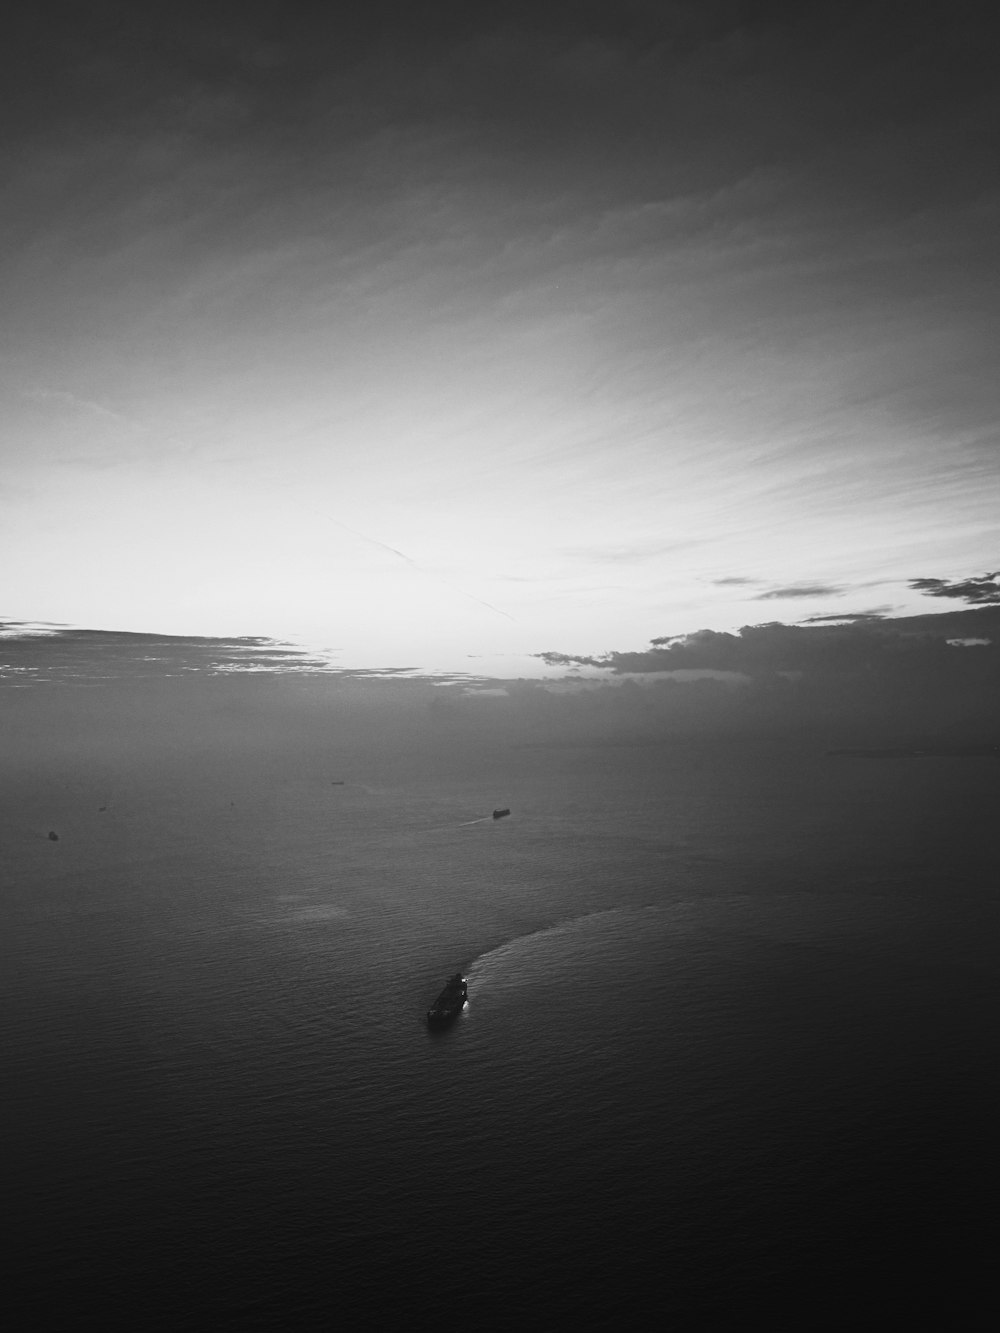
[
  {"xmin": 533, "ymin": 604, "xmax": 1000, "ymax": 748},
  {"xmin": 3, "ymin": 600, "xmax": 999, "ymax": 769}
]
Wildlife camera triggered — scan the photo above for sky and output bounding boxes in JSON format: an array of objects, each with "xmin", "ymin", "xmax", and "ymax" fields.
[{"xmin": 2, "ymin": 1, "xmax": 997, "ymax": 676}]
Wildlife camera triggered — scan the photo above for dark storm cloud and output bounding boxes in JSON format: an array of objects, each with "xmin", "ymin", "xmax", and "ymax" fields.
[{"xmin": 909, "ymin": 572, "xmax": 1000, "ymax": 604}]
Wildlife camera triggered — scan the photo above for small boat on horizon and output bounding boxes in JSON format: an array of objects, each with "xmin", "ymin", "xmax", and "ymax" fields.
[{"xmin": 492, "ymin": 808, "xmax": 511, "ymax": 819}]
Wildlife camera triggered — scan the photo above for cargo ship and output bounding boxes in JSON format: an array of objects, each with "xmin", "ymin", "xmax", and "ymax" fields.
[
  {"xmin": 492, "ymin": 808, "xmax": 510, "ymax": 819},
  {"xmin": 426, "ymin": 974, "xmax": 468, "ymax": 1027}
]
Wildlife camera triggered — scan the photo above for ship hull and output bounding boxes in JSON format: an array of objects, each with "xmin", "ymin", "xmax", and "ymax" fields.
[
  {"xmin": 425, "ymin": 1003, "xmax": 465, "ymax": 1028},
  {"xmin": 426, "ymin": 974, "xmax": 468, "ymax": 1027}
]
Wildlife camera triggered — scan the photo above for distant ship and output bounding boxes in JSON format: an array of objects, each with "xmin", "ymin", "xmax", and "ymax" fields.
[
  {"xmin": 492, "ymin": 808, "xmax": 511, "ymax": 819},
  {"xmin": 426, "ymin": 974, "xmax": 468, "ymax": 1028}
]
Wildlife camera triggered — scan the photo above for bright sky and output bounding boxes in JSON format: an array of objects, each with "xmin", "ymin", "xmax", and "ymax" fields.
[{"xmin": 3, "ymin": 2, "xmax": 997, "ymax": 674}]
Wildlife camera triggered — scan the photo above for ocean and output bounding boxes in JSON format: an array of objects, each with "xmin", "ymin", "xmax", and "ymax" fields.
[{"xmin": 3, "ymin": 737, "xmax": 997, "ymax": 1326}]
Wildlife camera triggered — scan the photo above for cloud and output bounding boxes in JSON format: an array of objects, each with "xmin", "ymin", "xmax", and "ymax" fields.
[
  {"xmin": 3, "ymin": 3, "xmax": 998, "ymax": 674},
  {"xmin": 909, "ymin": 572, "xmax": 1000, "ymax": 605},
  {"xmin": 799, "ymin": 607, "xmax": 895, "ymax": 623},
  {"xmin": 537, "ymin": 607, "xmax": 1000, "ymax": 682},
  {"xmin": 563, "ymin": 539, "xmax": 703, "ymax": 564},
  {"xmin": 753, "ymin": 584, "xmax": 844, "ymax": 600},
  {"xmin": 25, "ymin": 388, "xmax": 148, "ymax": 434},
  {"xmin": 6, "ymin": 607, "xmax": 1000, "ymax": 766},
  {"xmin": 527, "ymin": 605, "xmax": 1000, "ymax": 746},
  {"xmin": 0, "ymin": 625, "xmax": 330, "ymax": 683}
]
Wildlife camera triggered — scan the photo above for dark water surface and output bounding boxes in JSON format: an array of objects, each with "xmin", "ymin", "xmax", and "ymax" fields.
[{"xmin": 3, "ymin": 743, "xmax": 997, "ymax": 1326}]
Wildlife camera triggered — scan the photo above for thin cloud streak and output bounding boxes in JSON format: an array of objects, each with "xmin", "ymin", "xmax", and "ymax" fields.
[
  {"xmin": 24, "ymin": 388, "xmax": 150, "ymax": 433},
  {"xmin": 322, "ymin": 514, "xmax": 518, "ymax": 624},
  {"xmin": 755, "ymin": 584, "xmax": 844, "ymax": 601}
]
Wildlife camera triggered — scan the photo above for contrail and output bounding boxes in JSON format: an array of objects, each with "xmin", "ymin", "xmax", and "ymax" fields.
[
  {"xmin": 311, "ymin": 509, "xmax": 518, "ymax": 624},
  {"xmin": 26, "ymin": 387, "xmax": 150, "ymax": 434}
]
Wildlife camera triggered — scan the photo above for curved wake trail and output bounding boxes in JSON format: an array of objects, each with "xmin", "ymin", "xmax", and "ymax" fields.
[
  {"xmin": 421, "ymin": 816, "xmax": 497, "ymax": 832},
  {"xmin": 464, "ymin": 906, "xmax": 664, "ymax": 985}
]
